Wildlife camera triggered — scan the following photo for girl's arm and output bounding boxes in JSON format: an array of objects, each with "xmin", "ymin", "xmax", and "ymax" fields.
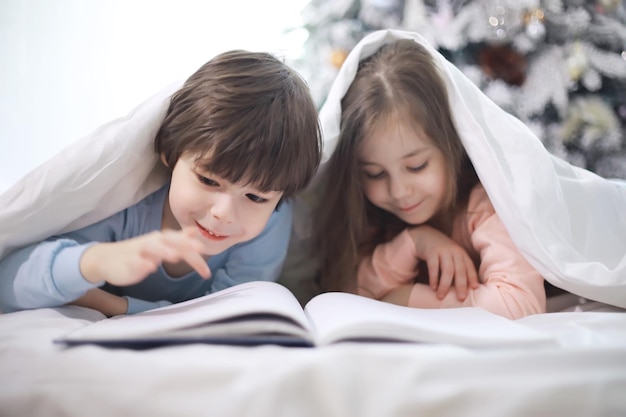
[
  {"xmin": 356, "ymin": 229, "xmax": 420, "ymax": 299},
  {"xmin": 407, "ymin": 225, "xmax": 479, "ymax": 300},
  {"xmin": 356, "ymin": 227, "xmax": 477, "ymax": 301},
  {"xmin": 384, "ymin": 191, "xmax": 546, "ymax": 319}
]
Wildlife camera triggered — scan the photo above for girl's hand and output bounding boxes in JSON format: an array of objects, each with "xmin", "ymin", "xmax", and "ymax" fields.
[
  {"xmin": 407, "ymin": 225, "xmax": 479, "ymax": 301},
  {"xmin": 80, "ymin": 227, "xmax": 212, "ymax": 287},
  {"xmin": 380, "ymin": 284, "xmax": 413, "ymax": 306}
]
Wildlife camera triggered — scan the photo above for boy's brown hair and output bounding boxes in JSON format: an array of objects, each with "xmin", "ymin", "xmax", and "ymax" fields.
[{"xmin": 155, "ymin": 50, "xmax": 322, "ymax": 199}]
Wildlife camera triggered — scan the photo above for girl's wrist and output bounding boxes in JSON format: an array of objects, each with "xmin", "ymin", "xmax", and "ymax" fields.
[
  {"xmin": 406, "ymin": 225, "xmax": 431, "ymax": 256},
  {"xmin": 380, "ymin": 284, "xmax": 412, "ymax": 306}
]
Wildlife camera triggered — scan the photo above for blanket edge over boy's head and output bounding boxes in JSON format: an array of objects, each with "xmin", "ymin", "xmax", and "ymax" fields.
[
  {"xmin": 317, "ymin": 29, "xmax": 626, "ymax": 308},
  {"xmin": 0, "ymin": 81, "xmax": 181, "ymax": 259}
]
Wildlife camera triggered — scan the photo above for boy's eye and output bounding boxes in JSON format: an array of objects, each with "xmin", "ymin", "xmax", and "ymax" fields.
[
  {"xmin": 408, "ymin": 162, "xmax": 428, "ymax": 172},
  {"xmin": 246, "ymin": 194, "xmax": 268, "ymax": 204},
  {"xmin": 198, "ymin": 175, "xmax": 218, "ymax": 187}
]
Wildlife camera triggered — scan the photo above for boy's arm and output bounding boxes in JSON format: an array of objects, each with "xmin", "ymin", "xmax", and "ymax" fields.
[
  {"xmin": 69, "ymin": 288, "xmax": 172, "ymax": 316},
  {"xmin": 0, "ymin": 241, "xmax": 103, "ymax": 313},
  {"xmin": 69, "ymin": 288, "xmax": 129, "ymax": 317},
  {"xmin": 0, "ymin": 234, "xmax": 195, "ymax": 315},
  {"xmin": 0, "ymin": 208, "xmax": 130, "ymax": 314},
  {"xmin": 70, "ymin": 228, "xmax": 207, "ymax": 315},
  {"xmin": 0, "ymin": 206, "xmax": 207, "ymax": 315},
  {"xmin": 209, "ymin": 201, "xmax": 293, "ymax": 293}
]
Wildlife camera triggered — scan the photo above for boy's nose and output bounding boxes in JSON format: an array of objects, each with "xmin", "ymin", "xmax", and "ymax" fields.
[{"xmin": 209, "ymin": 194, "xmax": 234, "ymax": 223}]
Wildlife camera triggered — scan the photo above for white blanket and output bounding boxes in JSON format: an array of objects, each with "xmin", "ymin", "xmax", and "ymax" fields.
[
  {"xmin": 1, "ymin": 30, "xmax": 626, "ymax": 310},
  {"xmin": 1, "ymin": 31, "xmax": 626, "ymax": 417},
  {"xmin": 0, "ymin": 81, "xmax": 180, "ymax": 259},
  {"xmin": 1, "ymin": 31, "xmax": 625, "ymax": 309},
  {"xmin": 314, "ymin": 29, "xmax": 626, "ymax": 308}
]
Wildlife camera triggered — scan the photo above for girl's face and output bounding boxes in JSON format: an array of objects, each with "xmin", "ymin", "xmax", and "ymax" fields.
[
  {"xmin": 358, "ymin": 118, "xmax": 448, "ymax": 225},
  {"xmin": 163, "ymin": 152, "xmax": 283, "ymax": 255}
]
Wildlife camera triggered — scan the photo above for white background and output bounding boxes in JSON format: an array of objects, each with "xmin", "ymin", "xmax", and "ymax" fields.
[{"xmin": 0, "ymin": 0, "xmax": 309, "ymax": 193}]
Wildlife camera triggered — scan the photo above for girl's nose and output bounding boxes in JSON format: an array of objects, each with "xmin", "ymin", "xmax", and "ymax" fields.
[
  {"xmin": 209, "ymin": 194, "xmax": 234, "ymax": 223},
  {"xmin": 389, "ymin": 175, "xmax": 412, "ymax": 200}
]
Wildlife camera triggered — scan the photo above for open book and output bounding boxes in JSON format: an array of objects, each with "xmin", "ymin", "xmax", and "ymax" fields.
[{"xmin": 57, "ymin": 281, "xmax": 554, "ymax": 349}]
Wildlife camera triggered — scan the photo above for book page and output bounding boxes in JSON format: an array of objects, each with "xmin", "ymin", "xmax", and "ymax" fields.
[
  {"xmin": 60, "ymin": 281, "xmax": 312, "ymax": 342},
  {"xmin": 304, "ymin": 292, "xmax": 554, "ymax": 348}
]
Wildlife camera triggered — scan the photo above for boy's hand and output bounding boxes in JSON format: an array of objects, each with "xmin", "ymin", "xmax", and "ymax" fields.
[
  {"xmin": 407, "ymin": 225, "xmax": 479, "ymax": 301},
  {"xmin": 69, "ymin": 288, "xmax": 129, "ymax": 317},
  {"xmin": 80, "ymin": 227, "xmax": 212, "ymax": 287}
]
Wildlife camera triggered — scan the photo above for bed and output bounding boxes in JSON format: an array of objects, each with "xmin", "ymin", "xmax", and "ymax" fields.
[
  {"xmin": 1, "ymin": 297, "xmax": 625, "ymax": 416},
  {"xmin": 1, "ymin": 29, "xmax": 626, "ymax": 416}
]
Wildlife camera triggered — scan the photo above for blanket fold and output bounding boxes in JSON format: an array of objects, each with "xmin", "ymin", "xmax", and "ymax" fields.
[
  {"xmin": 0, "ymin": 81, "xmax": 181, "ymax": 259},
  {"xmin": 316, "ymin": 29, "xmax": 626, "ymax": 308},
  {"xmin": 1, "ymin": 32, "xmax": 625, "ymax": 308}
]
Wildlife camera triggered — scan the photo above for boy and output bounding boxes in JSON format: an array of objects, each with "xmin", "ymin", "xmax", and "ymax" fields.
[{"xmin": 0, "ymin": 50, "xmax": 322, "ymax": 316}]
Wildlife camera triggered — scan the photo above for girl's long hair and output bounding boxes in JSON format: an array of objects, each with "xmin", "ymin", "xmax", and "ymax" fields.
[{"xmin": 314, "ymin": 39, "xmax": 478, "ymax": 293}]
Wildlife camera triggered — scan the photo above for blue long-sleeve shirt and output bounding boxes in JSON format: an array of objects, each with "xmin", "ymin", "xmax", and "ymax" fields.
[{"xmin": 0, "ymin": 184, "xmax": 293, "ymax": 314}]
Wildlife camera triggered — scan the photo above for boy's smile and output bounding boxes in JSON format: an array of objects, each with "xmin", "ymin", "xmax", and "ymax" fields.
[{"xmin": 195, "ymin": 221, "xmax": 228, "ymax": 241}]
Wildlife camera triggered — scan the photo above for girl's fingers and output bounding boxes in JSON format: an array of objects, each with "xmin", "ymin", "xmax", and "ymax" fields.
[
  {"xmin": 427, "ymin": 257, "xmax": 440, "ymax": 291},
  {"xmin": 436, "ymin": 255, "xmax": 454, "ymax": 299},
  {"xmin": 466, "ymin": 257, "xmax": 480, "ymax": 289},
  {"xmin": 454, "ymin": 255, "xmax": 468, "ymax": 301}
]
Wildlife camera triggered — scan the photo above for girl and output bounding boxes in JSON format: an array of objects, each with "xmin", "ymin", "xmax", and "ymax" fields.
[{"xmin": 314, "ymin": 37, "xmax": 545, "ymax": 320}]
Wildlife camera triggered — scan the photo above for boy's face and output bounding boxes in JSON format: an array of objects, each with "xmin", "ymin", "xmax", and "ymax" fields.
[{"xmin": 163, "ymin": 152, "xmax": 284, "ymax": 255}]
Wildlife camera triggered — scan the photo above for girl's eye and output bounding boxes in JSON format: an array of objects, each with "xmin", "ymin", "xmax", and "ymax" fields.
[
  {"xmin": 198, "ymin": 175, "xmax": 218, "ymax": 187},
  {"xmin": 246, "ymin": 194, "xmax": 268, "ymax": 204},
  {"xmin": 408, "ymin": 162, "xmax": 428, "ymax": 172},
  {"xmin": 363, "ymin": 171, "xmax": 385, "ymax": 180}
]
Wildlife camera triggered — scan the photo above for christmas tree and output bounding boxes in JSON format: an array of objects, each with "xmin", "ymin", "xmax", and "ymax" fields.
[{"xmin": 289, "ymin": 0, "xmax": 626, "ymax": 179}]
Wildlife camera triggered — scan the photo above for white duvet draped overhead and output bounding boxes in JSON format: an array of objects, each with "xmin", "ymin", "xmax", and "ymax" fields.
[
  {"xmin": 316, "ymin": 29, "xmax": 626, "ymax": 308},
  {"xmin": 0, "ymin": 82, "xmax": 179, "ymax": 259},
  {"xmin": 0, "ymin": 30, "xmax": 625, "ymax": 308}
]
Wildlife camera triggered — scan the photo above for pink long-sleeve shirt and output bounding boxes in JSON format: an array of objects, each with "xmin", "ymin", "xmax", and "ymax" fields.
[{"xmin": 357, "ymin": 184, "xmax": 546, "ymax": 319}]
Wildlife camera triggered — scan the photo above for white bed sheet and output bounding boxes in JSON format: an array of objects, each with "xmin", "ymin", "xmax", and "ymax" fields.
[{"xmin": 1, "ymin": 305, "xmax": 625, "ymax": 417}]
